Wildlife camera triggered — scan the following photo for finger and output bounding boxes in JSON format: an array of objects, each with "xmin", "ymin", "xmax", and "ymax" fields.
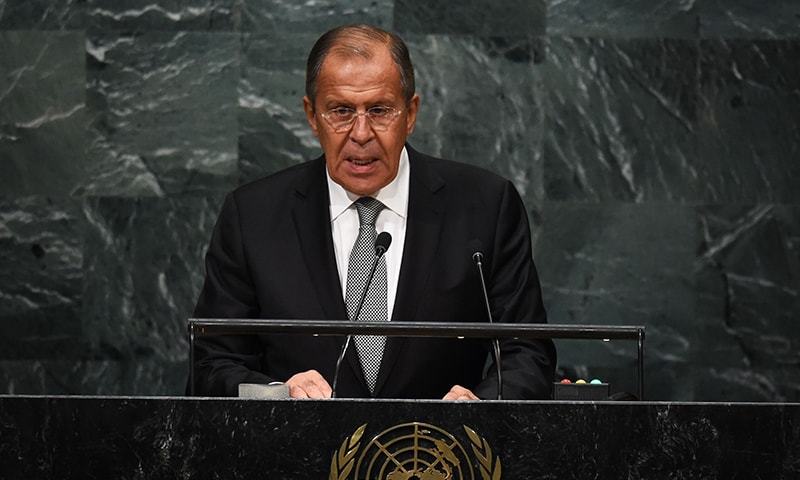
[
  {"xmin": 442, "ymin": 387, "xmax": 465, "ymax": 400},
  {"xmin": 306, "ymin": 370, "xmax": 333, "ymax": 398},
  {"xmin": 286, "ymin": 370, "xmax": 333, "ymax": 399},
  {"xmin": 299, "ymin": 371, "xmax": 332, "ymax": 399},
  {"xmin": 288, "ymin": 383, "xmax": 309, "ymax": 399},
  {"xmin": 286, "ymin": 372, "xmax": 313, "ymax": 399},
  {"xmin": 289, "ymin": 380, "xmax": 324, "ymax": 399},
  {"xmin": 461, "ymin": 389, "xmax": 479, "ymax": 400},
  {"xmin": 443, "ymin": 385, "xmax": 478, "ymax": 401},
  {"xmin": 319, "ymin": 380, "xmax": 333, "ymax": 398},
  {"xmin": 302, "ymin": 382, "xmax": 329, "ymax": 399}
]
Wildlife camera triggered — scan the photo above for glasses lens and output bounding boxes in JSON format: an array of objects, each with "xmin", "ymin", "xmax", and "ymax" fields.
[
  {"xmin": 324, "ymin": 107, "xmax": 400, "ymax": 132},
  {"xmin": 326, "ymin": 109, "xmax": 354, "ymax": 131},
  {"xmin": 367, "ymin": 106, "xmax": 395, "ymax": 130}
]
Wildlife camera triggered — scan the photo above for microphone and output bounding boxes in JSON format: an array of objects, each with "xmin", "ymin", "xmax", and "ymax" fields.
[
  {"xmin": 470, "ymin": 240, "xmax": 503, "ymax": 400},
  {"xmin": 374, "ymin": 231, "xmax": 391, "ymax": 255},
  {"xmin": 331, "ymin": 232, "xmax": 392, "ymax": 398}
]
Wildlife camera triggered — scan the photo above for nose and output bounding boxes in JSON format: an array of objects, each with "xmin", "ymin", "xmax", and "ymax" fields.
[{"xmin": 348, "ymin": 112, "xmax": 374, "ymax": 145}]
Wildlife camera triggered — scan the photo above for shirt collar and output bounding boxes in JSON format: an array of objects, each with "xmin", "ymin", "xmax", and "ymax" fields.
[{"xmin": 327, "ymin": 146, "xmax": 410, "ymax": 222}]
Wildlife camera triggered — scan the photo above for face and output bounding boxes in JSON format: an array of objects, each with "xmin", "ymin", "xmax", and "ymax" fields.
[{"xmin": 303, "ymin": 47, "xmax": 419, "ymax": 196}]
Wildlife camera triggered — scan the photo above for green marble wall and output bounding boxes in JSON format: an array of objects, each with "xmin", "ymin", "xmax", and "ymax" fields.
[{"xmin": 1, "ymin": 1, "xmax": 798, "ymax": 400}]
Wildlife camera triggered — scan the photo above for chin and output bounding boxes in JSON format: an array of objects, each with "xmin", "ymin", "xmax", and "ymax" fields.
[
  {"xmin": 335, "ymin": 170, "xmax": 391, "ymax": 196},
  {"xmin": 345, "ymin": 182, "xmax": 380, "ymax": 196}
]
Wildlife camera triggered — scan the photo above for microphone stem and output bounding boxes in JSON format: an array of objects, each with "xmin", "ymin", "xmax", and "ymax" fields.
[
  {"xmin": 331, "ymin": 336, "xmax": 351, "ymax": 398},
  {"xmin": 476, "ymin": 257, "xmax": 503, "ymax": 400}
]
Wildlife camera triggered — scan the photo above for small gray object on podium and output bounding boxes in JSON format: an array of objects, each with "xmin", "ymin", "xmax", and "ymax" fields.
[{"xmin": 238, "ymin": 383, "xmax": 291, "ymax": 399}]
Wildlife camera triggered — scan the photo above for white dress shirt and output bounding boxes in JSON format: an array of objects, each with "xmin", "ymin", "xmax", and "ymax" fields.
[{"xmin": 326, "ymin": 147, "xmax": 409, "ymax": 321}]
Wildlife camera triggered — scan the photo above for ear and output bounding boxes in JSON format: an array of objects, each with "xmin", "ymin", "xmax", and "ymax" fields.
[
  {"xmin": 303, "ymin": 96, "xmax": 319, "ymax": 137},
  {"xmin": 405, "ymin": 93, "xmax": 420, "ymax": 135}
]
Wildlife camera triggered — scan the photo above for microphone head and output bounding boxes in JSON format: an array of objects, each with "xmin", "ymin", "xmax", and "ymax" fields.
[
  {"xmin": 375, "ymin": 231, "xmax": 392, "ymax": 256},
  {"xmin": 469, "ymin": 238, "xmax": 484, "ymax": 264}
]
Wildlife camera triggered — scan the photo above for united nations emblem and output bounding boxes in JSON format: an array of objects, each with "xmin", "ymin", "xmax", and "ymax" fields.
[{"xmin": 329, "ymin": 422, "xmax": 502, "ymax": 480}]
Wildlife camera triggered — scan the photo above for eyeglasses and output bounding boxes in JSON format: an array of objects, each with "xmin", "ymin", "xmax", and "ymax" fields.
[{"xmin": 318, "ymin": 106, "xmax": 403, "ymax": 133}]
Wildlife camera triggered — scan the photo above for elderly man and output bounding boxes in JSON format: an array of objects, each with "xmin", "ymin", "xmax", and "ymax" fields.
[{"xmin": 192, "ymin": 24, "xmax": 556, "ymax": 400}]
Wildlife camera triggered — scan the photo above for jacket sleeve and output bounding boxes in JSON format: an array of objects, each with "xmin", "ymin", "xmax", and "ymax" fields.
[
  {"xmin": 189, "ymin": 192, "xmax": 274, "ymax": 396},
  {"xmin": 472, "ymin": 180, "xmax": 557, "ymax": 400}
]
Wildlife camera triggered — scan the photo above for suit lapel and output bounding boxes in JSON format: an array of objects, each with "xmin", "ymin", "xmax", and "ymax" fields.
[
  {"xmin": 290, "ymin": 157, "xmax": 349, "ymax": 322},
  {"xmin": 373, "ymin": 147, "xmax": 445, "ymax": 396}
]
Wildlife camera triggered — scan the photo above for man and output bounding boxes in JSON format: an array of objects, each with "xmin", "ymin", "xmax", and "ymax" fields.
[{"xmin": 192, "ymin": 24, "xmax": 555, "ymax": 400}]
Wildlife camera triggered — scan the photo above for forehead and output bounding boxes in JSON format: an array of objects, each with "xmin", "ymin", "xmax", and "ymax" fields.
[{"xmin": 315, "ymin": 46, "xmax": 403, "ymax": 102}]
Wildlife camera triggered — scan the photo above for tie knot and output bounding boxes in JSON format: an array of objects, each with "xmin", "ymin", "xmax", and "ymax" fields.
[{"xmin": 354, "ymin": 197, "xmax": 385, "ymax": 226}]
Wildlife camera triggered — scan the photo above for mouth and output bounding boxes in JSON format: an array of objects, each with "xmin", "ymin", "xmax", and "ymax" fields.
[{"xmin": 347, "ymin": 156, "xmax": 378, "ymax": 166}]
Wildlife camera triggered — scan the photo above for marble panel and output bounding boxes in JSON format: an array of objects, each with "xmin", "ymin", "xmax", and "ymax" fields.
[
  {"xmin": 695, "ymin": 205, "xmax": 800, "ymax": 402},
  {"xmin": 546, "ymin": 0, "xmax": 700, "ymax": 38},
  {"xmin": 240, "ymin": 0, "xmax": 393, "ymax": 33},
  {"xmin": 86, "ymin": 0, "xmax": 237, "ymax": 31},
  {"xmin": 699, "ymin": 0, "xmax": 800, "ymax": 38},
  {"xmin": 0, "ymin": 31, "xmax": 86, "ymax": 196},
  {"xmin": 0, "ymin": 359, "xmax": 187, "ymax": 395},
  {"xmin": 698, "ymin": 39, "xmax": 800, "ymax": 203},
  {"xmin": 539, "ymin": 37, "xmax": 701, "ymax": 203},
  {"xmin": 81, "ymin": 32, "xmax": 239, "ymax": 197},
  {"xmin": 80, "ymin": 195, "xmax": 221, "ymax": 374},
  {"xmin": 0, "ymin": 0, "xmax": 84, "ymax": 29},
  {"xmin": 536, "ymin": 203, "xmax": 696, "ymax": 400},
  {"xmin": 406, "ymin": 35, "xmax": 545, "ymax": 206},
  {"xmin": 0, "ymin": 197, "xmax": 85, "ymax": 362},
  {"xmin": 394, "ymin": 0, "xmax": 545, "ymax": 36},
  {"xmin": 238, "ymin": 33, "xmax": 321, "ymax": 183}
]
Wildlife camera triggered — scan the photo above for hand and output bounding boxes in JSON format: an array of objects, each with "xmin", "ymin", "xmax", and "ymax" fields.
[
  {"xmin": 285, "ymin": 370, "xmax": 332, "ymax": 399},
  {"xmin": 442, "ymin": 385, "xmax": 479, "ymax": 401}
]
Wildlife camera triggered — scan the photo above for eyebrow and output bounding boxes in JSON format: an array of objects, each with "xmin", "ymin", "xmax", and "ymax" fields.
[{"xmin": 321, "ymin": 94, "xmax": 398, "ymax": 109}]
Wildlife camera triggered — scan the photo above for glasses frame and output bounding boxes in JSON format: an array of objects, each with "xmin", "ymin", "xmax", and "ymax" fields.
[{"xmin": 318, "ymin": 105, "xmax": 404, "ymax": 133}]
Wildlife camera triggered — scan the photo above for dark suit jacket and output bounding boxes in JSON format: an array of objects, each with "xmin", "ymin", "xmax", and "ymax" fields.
[{"xmin": 192, "ymin": 145, "xmax": 556, "ymax": 399}]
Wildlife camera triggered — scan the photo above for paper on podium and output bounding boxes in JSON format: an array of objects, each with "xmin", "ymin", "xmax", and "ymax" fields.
[{"xmin": 238, "ymin": 383, "xmax": 291, "ymax": 399}]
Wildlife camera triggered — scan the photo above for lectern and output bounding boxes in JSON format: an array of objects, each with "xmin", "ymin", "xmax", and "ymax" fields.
[{"xmin": 3, "ymin": 321, "xmax": 797, "ymax": 478}]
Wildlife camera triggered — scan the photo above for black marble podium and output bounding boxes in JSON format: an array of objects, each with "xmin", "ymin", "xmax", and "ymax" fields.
[{"xmin": 1, "ymin": 396, "xmax": 798, "ymax": 479}]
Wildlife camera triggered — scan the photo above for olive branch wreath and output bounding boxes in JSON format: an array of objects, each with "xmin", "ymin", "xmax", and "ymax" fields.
[
  {"xmin": 464, "ymin": 425, "xmax": 502, "ymax": 480},
  {"xmin": 329, "ymin": 423, "xmax": 366, "ymax": 480}
]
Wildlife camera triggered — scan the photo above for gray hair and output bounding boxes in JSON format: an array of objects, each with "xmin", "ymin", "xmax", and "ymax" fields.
[{"xmin": 305, "ymin": 24, "xmax": 415, "ymax": 106}]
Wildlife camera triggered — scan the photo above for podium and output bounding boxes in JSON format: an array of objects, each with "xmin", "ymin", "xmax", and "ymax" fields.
[
  {"xmin": 3, "ymin": 321, "xmax": 795, "ymax": 478},
  {"xmin": 1, "ymin": 395, "xmax": 798, "ymax": 478}
]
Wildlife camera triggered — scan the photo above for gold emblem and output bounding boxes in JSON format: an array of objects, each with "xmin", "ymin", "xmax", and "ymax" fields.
[{"xmin": 329, "ymin": 422, "xmax": 501, "ymax": 480}]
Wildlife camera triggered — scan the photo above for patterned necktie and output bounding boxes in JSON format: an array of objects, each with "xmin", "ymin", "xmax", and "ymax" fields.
[{"xmin": 344, "ymin": 196, "xmax": 388, "ymax": 394}]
